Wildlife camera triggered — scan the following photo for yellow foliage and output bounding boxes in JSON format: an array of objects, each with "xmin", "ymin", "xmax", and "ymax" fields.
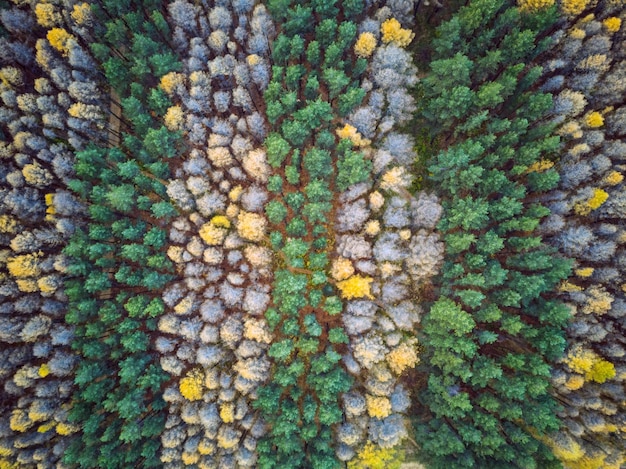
[
  {"xmin": 246, "ymin": 54, "xmax": 260, "ymax": 66},
  {"xmin": 38, "ymin": 363, "xmax": 50, "ymax": 378},
  {"xmin": 68, "ymin": 102, "xmax": 103, "ymax": 120},
  {"xmin": 354, "ymin": 32, "xmax": 377, "ymax": 58},
  {"xmin": 366, "ymin": 395, "xmax": 392, "ymax": 418},
  {"xmin": 336, "ymin": 124, "xmax": 371, "ymax": 147},
  {"xmin": 558, "ymin": 121, "xmax": 582, "ymax": 138},
  {"xmin": 604, "ymin": 171, "xmax": 623, "ymax": 186},
  {"xmin": 56, "ymin": 422, "xmax": 77, "ymax": 435},
  {"xmin": 33, "ymin": 77, "xmax": 50, "ymax": 94},
  {"xmin": 559, "ymin": 90, "xmax": 587, "ymax": 117},
  {"xmin": 380, "ymin": 262, "xmax": 401, "ymax": 279},
  {"xmin": 364, "ymin": 220, "xmax": 381, "ymax": 236},
  {"xmin": 167, "ymin": 246, "xmax": 184, "ymax": 263},
  {"xmin": 179, "ymin": 368, "xmax": 205, "ymax": 401},
  {"xmin": 174, "ymin": 296, "xmax": 194, "ymax": 315},
  {"xmin": 9, "ymin": 409, "xmax": 31, "ymax": 432},
  {"xmin": 586, "ymin": 359, "xmax": 615, "ymax": 383},
  {"xmin": 237, "ymin": 211, "xmax": 267, "ymax": 242},
  {"xmin": 574, "ymin": 188, "xmax": 608, "ymax": 216},
  {"xmin": 564, "ymin": 454, "xmax": 607, "ymax": 469},
  {"xmin": 7, "ymin": 252, "xmax": 42, "ymax": 278},
  {"xmin": 399, "ymin": 229, "xmax": 411, "ymax": 241},
  {"xmin": 564, "ymin": 374, "xmax": 585, "ymax": 390},
  {"xmin": 244, "ymin": 245, "xmax": 272, "ymax": 268},
  {"xmin": 585, "ymin": 111, "xmax": 604, "ymax": 128},
  {"xmin": 331, "ymin": 257, "xmax": 355, "ymax": 281},
  {"xmin": 71, "ymin": 3, "xmax": 92, "ymax": 25},
  {"xmin": 159, "ymin": 72, "xmax": 184, "ymax": 95},
  {"xmin": 181, "ymin": 452, "xmax": 200, "ymax": 465},
  {"xmin": 45, "ymin": 193, "xmax": 55, "ymax": 215},
  {"xmin": 37, "ymin": 421, "xmax": 56, "ymax": 433},
  {"xmin": 198, "ymin": 439, "xmax": 215, "ymax": 455},
  {"xmin": 47, "ymin": 28, "xmax": 74, "ymax": 55},
  {"xmin": 337, "ymin": 275, "xmax": 374, "ymax": 300},
  {"xmin": 526, "ymin": 159, "xmax": 554, "ymax": 172},
  {"xmin": 582, "ymin": 285, "xmax": 612, "ymax": 315},
  {"xmin": 12, "ymin": 131, "xmax": 28, "ymax": 151},
  {"xmin": 586, "ymin": 188, "xmax": 609, "ymax": 210},
  {"xmin": 518, "ymin": 0, "xmax": 555, "ymax": 11},
  {"xmin": 561, "ymin": 0, "xmax": 590, "ymax": 15},
  {"xmin": 569, "ymin": 28, "xmax": 586, "ymax": 39},
  {"xmin": 22, "ymin": 162, "xmax": 52, "ymax": 186},
  {"xmin": 369, "ymin": 191, "xmax": 385, "ymax": 211},
  {"xmin": 211, "ymin": 215, "xmax": 231, "ymax": 228},
  {"xmin": 0, "ymin": 215, "xmax": 17, "ymax": 233},
  {"xmin": 575, "ymin": 267, "xmax": 593, "ymax": 277},
  {"xmin": 564, "ymin": 346, "xmax": 615, "ymax": 383},
  {"xmin": 549, "ymin": 434, "xmax": 585, "ymax": 462},
  {"xmin": 199, "ymin": 221, "xmax": 228, "ymax": 246},
  {"xmin": 565, "ymin": 346, "xmax": 596, "ymax": 374},
  {"xmin": 228, "ymin": 186, "xmax": 243, "ymax": 202},
  {"xmin": 578, "ymin": 55, "xmax": 609, "ymax": 73},
  {"xmin": 381, "ymin": 18, "xmax": 414, "ymax": 47},
  {"xmin": 217, "ymin": 428, "xmax": 239, "ymax": 449},
  {"xmin": 226, "ymin": 203, "xmax": 239, "ymax": 219},
  {"xmin": 164, "ymin": 106, "xmax": 184, "ymax": 131},
  {"xmin": 35, "ymin": 3, "xmax": 61, "ymax": 27},
  {"xmin": 0, "ymin": 67, "xmax": 22, "ymax": 87},
  {"xmin": 347, "ymin": 442, "xmax": 403, "ymax": 469},
  {"xmin": 38, "ymin": 275, "xmax": 59, "ymax": 294},
  {"xmin": 207, "ymin": 146, "xmax": 234, "ymax": 167},
  {"xmin": 380, "ymin": 166, "xmax": 411, "ymax": 191},
  {"xmin": 0, "ymin": 460, "xmax": 19, "ymax": 469},
  {"xmin": 603, "ymin": 17, "xmax": 621, "ymax": 33},
  {"xmin": 559, "ymin": 281, "xmax": 582, "ymax": 292},
  {"xmin": 220, "ymin": 403, "xmax": 235, "ymax": 423},
  {"xmin": 28, "ymin": 408, "xmax": 49, "ymax": 423},
  {"xmin": 35, "ymin": 40, "xmax": 54, "ymax": 71},
  {"xmin": 387, "ymin": 340, "xmax": 419, "ymax": 375},
  {"xmin": 16, "ymin": 279, "xmax": 38, "ymax": 292},
  {"xmin": 0, "ymin": 445, "xmax": 12, "ymax": 458},
  {"xmin": 243, "ymin": 318, "xmax": 272, "ymax": 344}
]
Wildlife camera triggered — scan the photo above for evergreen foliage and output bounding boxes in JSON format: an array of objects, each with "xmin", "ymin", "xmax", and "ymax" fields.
[
  {"xmin": 253, "ymin": 1, "xmax": 376, "ymax": 466},
  {"xmin": 61, "ymin": 2, "xmax": 182, "ymax": 466},
  {"xmin": 414, "ymin": 1, "xmax": 573, "ymax": 468},
  {"xmin": 1, "ymin": 0, "xmax": 624, "ymax": 467}
]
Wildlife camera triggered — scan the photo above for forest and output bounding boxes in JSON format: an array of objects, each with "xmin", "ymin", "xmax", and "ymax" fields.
[{"xmin": 0, "ymin": 0, "xmax": 624, "ymax": 468}]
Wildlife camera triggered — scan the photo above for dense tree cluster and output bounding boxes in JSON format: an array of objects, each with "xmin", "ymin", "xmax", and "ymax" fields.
[
  {"xmin": 331, "ymin": 8, "xmax": 444, "ymax": 467},
  {"xmin": 537, "ymin": 2, "xmax": 626, "ymax": 467},
  {"xmin": 54, "ymin": 1, "xmax": 183, "ymax": 467},
  {"xmin": 254, "ymin": 1, "xmax": 375, "ymax": 466},
  {"xmin": 154, "ymin": 1, "xmax": 275, "ymax": 467},
  {"xmin": 413, "ymin": 1, "xmax": 575, "ymax": 468},
  {"xmin": 0, "ymin": 0, "xmax": 624, "ymax": 468},
  {"xmin": 0, "ymin": 1, "xmax": 104, "ymax": 465}
]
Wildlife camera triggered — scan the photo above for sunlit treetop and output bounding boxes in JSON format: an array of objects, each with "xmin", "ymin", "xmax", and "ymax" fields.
[
  {"xmin": 517, "ymin": 0, "xmax": 555, "ymax": 12},
  {"xmin": 380, "ymin": 18, "xmax": 414, "ymax": 48},
  {"xmin": 46, "ymin": 28, "xmax": 75, "ymax": 55},
  {"xmin": 603, "ymin": 17, "xmax": 621, "ymax": 33},
  {"xmin": 561, "ymin": 0, "xmax": 590, "ymax": 16},
  {"xmin": 71, "ymin": 3, "xmax": 93, "ymax": 25},
  {"xmin": 354, "ymin": 32, "xmax": 377, "ymax": 58},
  {"xmin": 35, "ymin": 2, "xmax": 61, "ymax": 27}
]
